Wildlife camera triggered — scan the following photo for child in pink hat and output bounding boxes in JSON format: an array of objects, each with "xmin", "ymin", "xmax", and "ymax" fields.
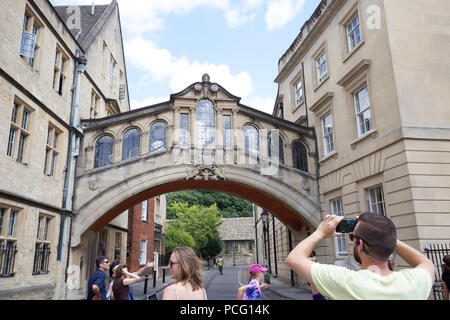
[{"xmin": 237, "ymin": 264, "xmax": 269, "ymax": 300}]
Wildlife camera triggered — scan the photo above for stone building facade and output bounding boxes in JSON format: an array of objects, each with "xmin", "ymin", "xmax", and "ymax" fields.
[
  {"xmin": 255, "ymin": 0, "xmax": 450, "ymax": 290},
  {"xmin": 0, "ymin": 0, "xmax": 130, "ymax": 299},
  {"xmin": 218, "ymin": 217, "xmax": 255, "ymax": 266}
]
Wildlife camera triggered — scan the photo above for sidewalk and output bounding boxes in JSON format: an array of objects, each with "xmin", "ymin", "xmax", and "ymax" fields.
[
  {"xmin": 264, "ymin": 276, "xmax": 313, "ymax": 300},
  {"xmin": 131, "ymin": 268, "xmax": 174, "ymax": 300}
]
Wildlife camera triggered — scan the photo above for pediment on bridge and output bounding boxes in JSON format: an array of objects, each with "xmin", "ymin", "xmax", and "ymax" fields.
[{"xmin": 170, "ymin": 73, "xmax": 241, "ymax": 103}]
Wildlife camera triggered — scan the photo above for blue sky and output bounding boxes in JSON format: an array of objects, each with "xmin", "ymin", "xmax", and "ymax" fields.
[{"xmin": 50, "ymin": 0, "xmax": 321, "ymax": 113}]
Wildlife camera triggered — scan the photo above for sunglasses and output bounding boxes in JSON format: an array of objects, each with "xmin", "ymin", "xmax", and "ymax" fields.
[
  {"xmin": 349, "ymin": 233, "xmax": 371, "ymax": 247},
  {"xmin": 102, "ymin": 260, "xmax": 109, "ymax": 264},
  {"xmin": 168, "ymin": 260, "xmax": 180, "ymax": 267}
]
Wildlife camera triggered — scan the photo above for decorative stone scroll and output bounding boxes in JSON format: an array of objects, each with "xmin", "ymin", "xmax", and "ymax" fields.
[{"xmin": 186, "ymin": 164, "xmax": 227, "ymax": 181}]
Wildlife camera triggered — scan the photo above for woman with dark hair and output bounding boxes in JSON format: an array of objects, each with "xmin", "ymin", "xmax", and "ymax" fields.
[
  {"xmin": 162, "ymin": 246, "xmax": 207, "ymax": 300},
  {"xmin": 111, "ymin": 265, "xmax": 141, "ymax": 300},
  {"xmin": 442, "ymin": 255, "xmax": 450, "ymax": 300}
]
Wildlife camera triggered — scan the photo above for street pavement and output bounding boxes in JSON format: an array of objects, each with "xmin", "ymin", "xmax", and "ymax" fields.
[{"xmin": 132, "ymin": 266, "xmax": 312, "ymax": 300}]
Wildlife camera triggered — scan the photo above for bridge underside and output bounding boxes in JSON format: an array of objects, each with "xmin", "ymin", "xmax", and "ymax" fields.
[{"xmin": 90, "ymin": 179, "xmax": 305, "ymax": 233}]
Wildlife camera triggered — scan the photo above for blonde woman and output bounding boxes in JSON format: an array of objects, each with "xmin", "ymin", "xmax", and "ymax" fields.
[
  {"xmin": 162, "ymin": 246, "xmax": 207, "ymax": 300},
  {"xmin": 111, "ymin": 265, "xmax": 141, "ymax": 300}
]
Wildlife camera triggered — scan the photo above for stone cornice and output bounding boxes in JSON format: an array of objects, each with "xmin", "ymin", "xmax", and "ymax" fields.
[
  {"xmin": 337, "ymin": 59, "xmax": 371, "ymax": 88},
  {"xmin": 309, "ymin": 92, "xmax": 334, "ymax": 114},
  {"xmin": 275, "ymin": 0, "xmax": 345, "ymax": 83}
]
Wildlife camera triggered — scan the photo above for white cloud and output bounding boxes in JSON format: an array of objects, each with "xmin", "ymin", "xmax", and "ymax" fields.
[
  {"xmin": 265, "ymin": 0, "xmax": 306, "ymax": 30},
  {"xmin": 125, "ymin": 37, "xmax": 253, "ymax": 100},
  {"xmin": 245, "ymin": 97, "xmax": 275, "ymax": 114},
  {"xmin": 130, "ymin": 96, "xmax": 169, "ymax": 110}
]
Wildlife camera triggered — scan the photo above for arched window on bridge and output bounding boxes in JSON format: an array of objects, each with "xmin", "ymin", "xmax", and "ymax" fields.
[
  {"xmin": 94, "ymin": 135, "xmax": 114, "ymax": 168},
  {"xmin": 122, "ymin": 128, "xmax": 140, "ymax": 161},
  {"xmin": 268, "ymin": 132, "xmax": 285, "ymax": 165},
  {"xmin": 197, "ymin": 99, "xmax": 215, "ymax": 147},
  {"xmin": 149, "ymin": 121, "xmax": 167, "ymax": 153},
  {"xmin": 244, "ymin": 124, "xmax": 259, "ymax": 157},
  {"xmin": 292, "ymin": 140, "xmax": 308, "ymax": 172}
]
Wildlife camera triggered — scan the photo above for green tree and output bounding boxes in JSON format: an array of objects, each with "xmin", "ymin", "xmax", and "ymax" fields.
[
  {"xmin": 166, "ymin": 201, "xmax": 223, "ymax": 256},
  {"xmin": 165, "ymin": 223, "xmax": 195, "ymax": 254},
  {"xmin": 166, "ymin": 190, "xmax": 252, "ymax": 219},
  {"xmin": 199, "ymin": 232, "xmax": 224, "ymax": 258}
]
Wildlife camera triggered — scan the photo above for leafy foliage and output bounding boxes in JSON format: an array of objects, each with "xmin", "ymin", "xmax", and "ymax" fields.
[
  {"xmin": 165, "ymin": 224, "xmax": 195, "ymax": 253},
  {"xmin": 166, "ymin": 202, "xmax": 223, "ymax": 257},
  {"xmin": 166, "ymin": 190, "xmax": 253, "ymax": 219}
]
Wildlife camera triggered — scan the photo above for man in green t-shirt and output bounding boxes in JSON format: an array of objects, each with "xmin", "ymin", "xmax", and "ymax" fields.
[{"xmin": 286, "ymin": 212, "xmax": 435, "ymax": 300}]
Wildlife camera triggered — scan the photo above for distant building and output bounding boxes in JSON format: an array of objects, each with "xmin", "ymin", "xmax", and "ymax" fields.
[
  {"xmin": 126, "ymin": 195, "xmax": 167, "ymax": 272},
  {"xmin": 218, "ymin": 217, "xmax": 255, "ymax": 266}
]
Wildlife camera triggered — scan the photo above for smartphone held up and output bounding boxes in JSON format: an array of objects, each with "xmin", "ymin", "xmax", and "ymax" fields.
[{"xmin": 335, "ymin": 218, "xmax": 357, "ymax": 233}]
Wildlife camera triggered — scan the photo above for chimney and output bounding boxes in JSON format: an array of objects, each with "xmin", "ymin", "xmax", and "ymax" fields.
[{"xmin": 91, "ymin": 2, "xmax": 95, "ymax": 15}]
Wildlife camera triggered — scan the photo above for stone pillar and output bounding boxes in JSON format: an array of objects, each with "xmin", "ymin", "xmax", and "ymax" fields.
[
  {"xmin": 173, "ymin": 105, "xmax": 181, "ymax": 146},
  {"xmin": 141, "ymin": 132, "xmax": 149, "ymax": 154},
  {"xmin": 113, "ymin": 139, "xmax": 121, "ymax": 163},
  {"xmin": 85, "ymin": 146, "xmax": 94, "ymax": 169}
]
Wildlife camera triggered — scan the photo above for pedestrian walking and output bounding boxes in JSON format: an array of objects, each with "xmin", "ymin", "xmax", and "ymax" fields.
[
  {"xmin": 286, "ymin": 212, "xmax": 435, "ymax": 300},
  {"xmin": 237, "ymin": 264, "xmax": 268, "ymax": 300},
  {"xmin": 111, "ymin": 265, "xmax": 141, "ymax": 300},
  {"xmin": 87, "ymin": 256, "xmax": 110, "ymax": 300},
  {"xmin": 442, "ymin": 255, "xmax": 450, "ymax": 300},
  {"xmin": 218, "ymin": 256, "xmax": 224, "ymax": 275},
  {"xmin": 162, "ymin": 246, "xmax": 207, "ymax": 300}
]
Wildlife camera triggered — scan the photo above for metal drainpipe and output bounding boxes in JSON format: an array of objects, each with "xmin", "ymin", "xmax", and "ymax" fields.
[
  {"xmin": 272, "ymin": 215, "xmax": 278, "ymax": 277},
  {"xmin": 254, "ymin": 206, "xmax": 259, "ymax": 265},
  {"xmin": 59, "ymin": 49, "xmax": 86, "ymax": 299}
]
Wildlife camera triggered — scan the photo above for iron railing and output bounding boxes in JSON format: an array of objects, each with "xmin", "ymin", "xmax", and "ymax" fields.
[
  {"xmin": 0, "ymin": 241, "xmax": 17, "ymax": 277},
  {"xmin": 425, "ymin": 243, "xmax": 449, "ymax": 300}
]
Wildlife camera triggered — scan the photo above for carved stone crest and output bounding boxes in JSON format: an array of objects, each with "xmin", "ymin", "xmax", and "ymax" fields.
[
  {"xmin": 186, "ymin": 165, "xmax": 227, "ymax": 181},
  {"xmin": 89, "ymin": 181, "xmax": 99, "ymax": 191},
  {"xmin": 302, "ymin": 179, "xmax": 310, "ymax": 191}
]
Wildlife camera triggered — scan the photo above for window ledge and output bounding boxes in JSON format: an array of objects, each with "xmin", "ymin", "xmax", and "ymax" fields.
[
  {"xmin": 343, "ymin": 41, "xmax": 365, "ymax": 63},
  {"xmin": 350, "ymin": 129, "xmax": 377, "ymax": 149},
  {"xmin": 313, "ymin": 74, "xmax": 329, "ymax": 92},
  {"xmin": 319, "ymin": 151, "xmax": 338, "ymax": 163},
  {"xmin": 292, "ymin": 99, "xmax": 305, "ymax": 113}
]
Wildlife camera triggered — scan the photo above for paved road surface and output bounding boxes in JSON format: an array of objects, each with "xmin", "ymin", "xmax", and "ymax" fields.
[{"xmin": 149, "ymin": 266, "xmax": 287, "ymax": 300}]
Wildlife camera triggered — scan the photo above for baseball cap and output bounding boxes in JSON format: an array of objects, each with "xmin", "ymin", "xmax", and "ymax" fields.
[{"xmin": 249, "ymin": 264, "xmax": 268, "ymax": 274}]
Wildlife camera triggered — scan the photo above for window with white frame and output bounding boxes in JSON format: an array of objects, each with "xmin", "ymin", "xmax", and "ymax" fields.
[
  {"xmin": 294, "ymin": 79, "xmax": 303, "ymax": 106},
  {"xmin": 155, "ymin": 196, "xmax": 161, "ymax": 219},
  {"xmin": 7, "ymin": 100, "xmax": 32, "ymax": 164},
  {"xmin": 90, "ymin": 90, "xmax": 100, "ymax": 119},
  {"xmin": 52, "ymin": 47, "xmax": 68, "ymax": 95},
  {"xmin": 109, "ymin": 55, "xmax": 116, "ymax": 87},
  {"xmin": 33, "ymin": 214, "xmax": 52, "ymax": 274},
  {"xmin": 331, "ymin": 198, "xmax": 348, "ymax": 257},
  {"xmin": 346, "ymin": 14, "xmax": 361, "ymax": 52},
  {"xmin": 223, "ymin": 115, "xmax": 231, "ymax": 149},
  {"xmin": 322, "ymin": 113, "xmax": 334, "ymax": 156},
  {"xmin": 141, "ymin": 200, "xmax": 148, "ymax": 222},
  {"xmin": 20, "ymin": 9, "xmax": 41, "ymax": 68},
  {"xmin": 368, "ymin": 185, "xmax": 386, "ymax": 216},
  {"xmin": 316, "ymin": 51, "xmax": 328, "ymax": 83},
  {"xmin": 0, "ymin": 207, "xmax": 19, "ymax": 277},
  {"xmin": 44, "ymin": 124, "xmax": 60, "ymax": 177},
  {"xmin": 139, "ymin": 239, "xmax": 148, "ymax": 265},
  {"xmin": 197, "ymin": 99, "xmax": 215, "ymax": 147},
  {"xmin": 180, "ymin": 113, "xmax": 190, "ymax": 147},
  {"xmin": 354, "ymin": 85, "xmax": 373, "ymax": 136}
]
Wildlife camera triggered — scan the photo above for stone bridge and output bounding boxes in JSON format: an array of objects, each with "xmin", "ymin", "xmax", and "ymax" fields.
[{"xmin": 71, "ymin": 74, "xmax": 321, "ymax": 248}]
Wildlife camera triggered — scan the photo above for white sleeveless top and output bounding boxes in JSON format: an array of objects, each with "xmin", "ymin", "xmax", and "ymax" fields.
[{"xmin": 173, "ymin": 283, "xmax": 207, "ymax": 300}]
